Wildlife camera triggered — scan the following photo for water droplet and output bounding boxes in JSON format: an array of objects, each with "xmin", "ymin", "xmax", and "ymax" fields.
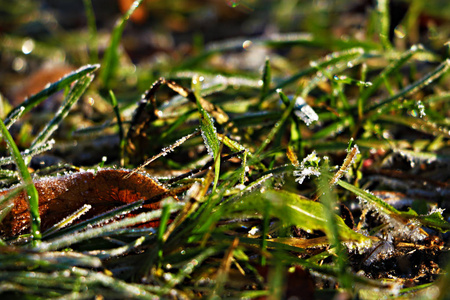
[
  {"xmin": 309, "ymin": 61, "xmax": 318, "ymax": 68},
  {"xmin": 12, "ymin": 57, "xmax": 26, "ymax": 72},
  {"xmin": 242, "ymin": 40, "xmax": 252, "ymax": 50},
  {"xmin": 22, "ymin": 39, "xmax": 35, "ymax": 54},
  {"xmin": 394, "ymin": 25, "xmax": 406, "ymax": 39}
]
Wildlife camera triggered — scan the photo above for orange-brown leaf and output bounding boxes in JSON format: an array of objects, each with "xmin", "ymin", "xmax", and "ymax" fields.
[{"xmin": 0, "ymin": 169, "xmax": 170, "ymax": 237}]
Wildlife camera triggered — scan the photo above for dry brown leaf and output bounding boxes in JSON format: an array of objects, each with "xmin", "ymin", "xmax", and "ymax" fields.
[
  {"xmin": 0, "ymin": 169, "xmax": 171, "ymax": 237},
  {"xmin": 11, "ymin": 64, "xmax": 75, "ymax": 105}
]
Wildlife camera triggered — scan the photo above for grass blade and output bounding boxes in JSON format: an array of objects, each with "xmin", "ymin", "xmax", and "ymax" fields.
[
  {"xmin": 100, "ymin": 0, "xmax": 144, "ymax": 89},
  {"xmin": 367, "ymin": 58, "xmax": 450, "ymax": 114},
  {"xmin": 269, "ymin": 47, "xmax": 366, "ymax": 97},
  {"xmin": 360, "ymin": 45, "xmax": 424, "ymax": 105},
  {"xmin": 259, "ymin": 57, "xmax": 271, "ymax": 104},
  {"xmin": 376, "ymin": 0, "xmax": 392, "ymax": 50},
  {"xmin": 4, "ymin": 64, "xmax": 99, "ymax": 127},
  {"xmin": 193, "ymin": 76, "xmax": 221, "ymax": 190},
  {"xmin": 108, "ymin": 90, "xmax": 125, "ymax": 166},
  {"xmin": 0, "ymin": 119, "xmax": 41, "ymax": 245},
  {"xmin": 30, "ymin": 74, "xmax": 95, "ymax": 150},
  {"xmin": 82, "ymin": 0, "xmax": 98, "ymax": 63},
  {"xmin": 224, "ymin": 189, "xmax": 371, "ymax": 246},
  {"xmin": 318, "ymin": 165, "xmax": 352, "ymax": 291},
  {"xmin": 0, "ymin": 140, "xmax": 54, "ymax": 167},
  {"xmin": 38, "ymin": 202, "xmax": 184, "ymax": 251}
]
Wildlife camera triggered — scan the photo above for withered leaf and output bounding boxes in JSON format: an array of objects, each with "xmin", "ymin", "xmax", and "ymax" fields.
[{"xmin": 0, "ymin": 169, "xmax": 170, "ymax": 237}]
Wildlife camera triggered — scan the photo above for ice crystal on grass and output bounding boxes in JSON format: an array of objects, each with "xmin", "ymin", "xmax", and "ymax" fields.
[
  {"xmin": 293, "ymin": 96, "xmax": 319, "ymax": 126},
  {"xmin": 417, "ymin": 100, "xmax": 426, "ymax": 118},
  {"xmin": 293, "ymin": 151, "xmax": 321, "ymax": 184},
  {"xmin": 330, "ymin": 144, "xmax": 359, "ymax": 185},
  {"xmin": 358, "ymin": 193, "xmax": 427, "ymax": 242},
  {"xmin": 363, "ymin": 240, "xmax": 395, "ymax": 266}
]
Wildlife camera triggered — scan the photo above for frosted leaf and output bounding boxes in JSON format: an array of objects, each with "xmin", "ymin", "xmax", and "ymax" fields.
[{"xmin": 293, "ymin": 96, "xmax": 318, "ymax": 126}]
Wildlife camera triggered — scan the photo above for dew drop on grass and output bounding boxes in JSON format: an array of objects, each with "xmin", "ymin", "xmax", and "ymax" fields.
[
  {"xmin": 163, "ymin": 273, "xmax": 173, "ymax": 281},
  {"xmin": 22, "ymin": 39, "xmax": 35, "ymax": 54},
  {"xmin": 242, "ymin": 40, "xmax": 252, "ymax": 50},
  {"xmin": 394, "ymin": 25, "xmax": 406, "ymax": 39},
  {"xmin": 12, "ymin": 57, "xmax": 26, "ymax": 72}
]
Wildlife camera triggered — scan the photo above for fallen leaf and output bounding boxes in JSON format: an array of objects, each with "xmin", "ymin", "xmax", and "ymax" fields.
[
  {"xmin": 10, "ymin": 64, "xmax": 75, "ymax": 106},
  {"xmin": 0, "ymin": 169, "xmax": 171, "ymax": 237}
]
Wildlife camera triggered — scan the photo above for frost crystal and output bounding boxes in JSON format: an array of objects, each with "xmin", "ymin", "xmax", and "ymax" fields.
[
  {"xmin": 363, "ymin": 240, "xmax": 395, "ymax": 266},
  {"xmin": 358, "ymin": 193, "xmax": 427, "ymax": 242},
  {"xmin": 417, "ymin": 100, "xmax": 426, "ymax": 118},
  {"xmin": 293, "ymin": 96, "xmax": 319, "ymax": 126},
  {"xmin": 293, "ymin": 151, "xmax": 321, "ymax": 184}
]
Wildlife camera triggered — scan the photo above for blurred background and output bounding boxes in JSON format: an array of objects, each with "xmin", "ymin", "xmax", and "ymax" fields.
[{"xmin": 1, "ymin": 0, "xmax": 449, "ymax": 102}]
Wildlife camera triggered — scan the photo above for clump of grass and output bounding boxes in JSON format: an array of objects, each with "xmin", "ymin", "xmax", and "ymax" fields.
[{"xmin": 1, "ymin": 0, "xmax": 450, "ymax": 299}]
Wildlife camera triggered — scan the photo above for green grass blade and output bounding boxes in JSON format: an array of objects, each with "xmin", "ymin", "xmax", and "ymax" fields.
[
  {"xmin": 336, "ymin": 178, "xmax": 401, "ymax": 215},
  {"xmin": 0, "ymin": 118, "xmax": 41, "ymax": 245},
  {"xmin": 42, "ymin": 199, "xmax": 146, "ymax": 240},
  {"xmin": 82, "ymin": 0, "xmax": 98, "ymax": 63},
  {"xmin": 42, "ymin": 204, "xmax": 92, "ymax": 237},
  {"xmin": 193, "ymin": 77, "xmax": 221, "ymax": 190},
  {"xmin": 259, "ymin": 57, "xmax": 271, "ymax": 104},
  {"xmin": 318, "ymin": 165, "xmax": 352, "ymax": 291},
  {"xmin": 360, "ymin": 45, "xmax": 424, "ymax": 105},
  {"xmin": 4, "ymin": 64, "xmax": 99, "ymax": 127},
  {"xmin": 268, "ymin": 47, "xmax": 366, "ymax": 97},
  {"xmin": 367, "ymin": 58, "xmax": 450, "ymax": 114},
  {"xmin": 379, "ymin": 114, "xmax": 450, "ymax": 138},
  {"xmin": 100, "ymin": 0, "xmax": 144, "ymax": 89},
  {"xmin": 254, "ymin": 90, "xmax": 295, "ymax": 156},
  {"xmin": 0, "ymin": 140, "xmax": 54, "ymax": 167},
  {"xmin": 38, "ymin": 202, "xmax": 184, "ymax": 251},
  {"xmin": 157, "ymin": 201, "xmax": 173, "ymax": 261},
  {"xmin": 376, "ymin": 0, "xmax": 392, "ymax": 50},
  {"xmin": 30, "ymin": 74, "xmax": 95, "ymax": 150},
  {"xmin": 224, "ymin": 189, "xmax": 371, "ymax": 246},
  {"xmin": 109, "ymin": 90, "xmax": 125, "ymax": 166}
]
